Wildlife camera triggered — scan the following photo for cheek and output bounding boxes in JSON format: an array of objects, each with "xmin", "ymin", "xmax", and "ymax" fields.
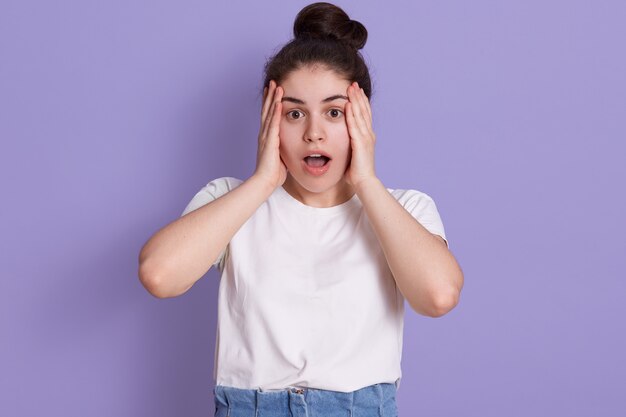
[
  {"xmin": 279, "ymin": 121, "xmax": 300, "ymax": 142},
  {"xmin": 330, "ymin": 124, "xmax": 351, "ymax": 149},
  {"xmin": 278, "ymin": 118, "xmax": 287, "ymax": 133},
  {"xmin": 278, "ymin": 123, "xmax": 300, "ymax": 158}
]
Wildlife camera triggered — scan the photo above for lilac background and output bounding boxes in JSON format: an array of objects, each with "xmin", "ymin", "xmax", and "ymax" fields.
[{"xmin": 1, "ymin": 0, "xmax": 624, "ymax": 415}]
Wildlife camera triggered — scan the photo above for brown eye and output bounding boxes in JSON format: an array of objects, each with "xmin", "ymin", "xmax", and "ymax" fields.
[
  {"xmin": 288, "ymin": 110, "xmax": 303, "ymax": 119},
  {"xmin": 329, "ymin": 109, "xmax": 343, "ymax": 118}
]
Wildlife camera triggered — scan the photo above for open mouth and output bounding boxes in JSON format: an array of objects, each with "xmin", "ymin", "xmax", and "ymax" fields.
[{"xmin": 304, "ymin": 155, "xmax": 331, "ymax": 167}]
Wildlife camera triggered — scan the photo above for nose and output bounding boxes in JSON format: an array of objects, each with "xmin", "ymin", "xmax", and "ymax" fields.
[{"xmin": 304, "ymin": 116, "xmax": 325, "ymax": 142}]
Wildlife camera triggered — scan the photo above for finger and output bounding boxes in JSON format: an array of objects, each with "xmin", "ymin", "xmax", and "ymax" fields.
[
  {"xmin": 355, "ymin": 85, "xmax": 375, "ymax": 138},
  {"xmin": 353, "ymin": 84, "xmax": 371, "ymax": 127},
  {"xmin": 261, "ymin": 80, "xmax": 276, "ymax": 126},
  {"xmin": 261, "ymin": 86, "xmax": 283, "ymax": 144},
  {"xmin": 260, "ymin": 96, "xmax": 277, "ymax": 144},
  {"xmin": 345, "ymin": 101, "xmax": 360, "ymax": 142},
  {"xmin": 275, "ymin": 84, "xmax": 284, "ymax": 101},
  {"xmin": 267, "ymin": 101, "xmax": 282, "ymax": 146},
  {"xmin": 262, "ymin": 80, "xmax": 275, "ymax": 117},
  {"xmin": 260, "ymin": 86, "xmax": 268, "ymax": 127},
  {"xmin": 359, "ymin": 88, "xmax": 375, "ymax": 138},
  {"xmin": 261, "ymin": 82, "xmax": 275, "ymax": 131},
  {"xmin": 348, "ymin": 84, "xmax": 368, "ymax": 135},
  {"xmin": 360, "ymin": 87, "xmax": 373, "ymax": 123},
  {"xmin": 267, "ymin": 88, "xmax": 283, "ymax": 143}
]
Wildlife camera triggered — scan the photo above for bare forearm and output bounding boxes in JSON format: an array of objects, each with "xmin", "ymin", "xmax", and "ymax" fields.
[
  {"xmin": 137, "ymin": 80, "xmax": 286, "ymax": 298},
  {"xmin": 355, "ymin": 177, "xmax": 464, "ymax": 317},
  {"xmin": 138, "ymin": 175, "xmax": 274, "ymax": 298}
]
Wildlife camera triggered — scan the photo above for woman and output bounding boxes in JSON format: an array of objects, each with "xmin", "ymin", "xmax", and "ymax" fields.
[{"xmin": 138, "ymin": 2, "xmax": 464, "ymax": 416}]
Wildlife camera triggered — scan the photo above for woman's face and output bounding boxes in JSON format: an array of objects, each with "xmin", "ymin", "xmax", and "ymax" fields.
[{"xmin": 278, "ymin": 64, "xmax": 353, "ymax": 205}]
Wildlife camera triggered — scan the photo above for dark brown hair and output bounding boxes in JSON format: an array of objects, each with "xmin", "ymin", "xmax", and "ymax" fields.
[{"xmin": 263, "ymin": 2, "xmax": 372, "ymax": 99}]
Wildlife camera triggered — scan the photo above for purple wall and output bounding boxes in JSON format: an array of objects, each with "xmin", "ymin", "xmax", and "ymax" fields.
[{"xmin": 1, "ymin": 0, "xmax": 624, "ymax": 415}]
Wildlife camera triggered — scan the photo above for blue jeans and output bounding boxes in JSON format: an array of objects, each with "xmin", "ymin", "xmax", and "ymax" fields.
[{"xmin": 213, "ymin": 382, "xmax": 399, "ymax": 417}]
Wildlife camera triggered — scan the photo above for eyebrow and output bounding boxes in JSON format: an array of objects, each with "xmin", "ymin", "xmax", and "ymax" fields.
[{"xmin": 281, "ymin": 94, "xmax": 348, "ymax": 105}]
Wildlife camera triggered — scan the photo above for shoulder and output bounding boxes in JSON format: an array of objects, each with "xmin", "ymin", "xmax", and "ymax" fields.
[
  {"xmin": 386, "ymin": 186, "xmax": 449, "ymax": 248},
  {"xmin": 386, "ymin": 186, "xmax": 438, "ymax": 214},
  {"xmin": 197, "ymin": 177, "xmax": 244, "ymax": 196},
  {"xmin": 180, "ymin": 177, "xmax": 243, "ymax": 217}
]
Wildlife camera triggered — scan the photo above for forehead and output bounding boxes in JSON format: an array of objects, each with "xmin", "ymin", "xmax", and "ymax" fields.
[{"xmin": 281, "ymin": 65, "xmax": 351, "ymax": 101}]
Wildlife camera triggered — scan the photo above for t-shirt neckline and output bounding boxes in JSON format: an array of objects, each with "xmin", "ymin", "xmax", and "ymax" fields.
[{"xmin": 274, "ymin": 185, "xmax": 361, "ymax": 215}]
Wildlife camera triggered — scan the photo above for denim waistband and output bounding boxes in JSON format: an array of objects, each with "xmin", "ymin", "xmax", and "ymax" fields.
[{"xmin": 214, "ymin": 382, "xmax": 398, "ymax": 417}]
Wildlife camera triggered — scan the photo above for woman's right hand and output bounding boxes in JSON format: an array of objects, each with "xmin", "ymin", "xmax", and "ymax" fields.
[{"xmin": 253, "ymin": 79, "xmax": 287, "ymax": 190}]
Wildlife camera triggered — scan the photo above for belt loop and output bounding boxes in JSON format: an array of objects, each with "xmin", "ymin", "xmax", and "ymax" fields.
[
  {"xmin": 288, "ymin": 386, "xmax": 308, "ymax": 416},
  {"xmin": 350, "ymin": 384, "xmax": 356, "ymax": 416},
  {"xmin": 376, "ymin": 383, "xmax": 384, "ymax": 417}
]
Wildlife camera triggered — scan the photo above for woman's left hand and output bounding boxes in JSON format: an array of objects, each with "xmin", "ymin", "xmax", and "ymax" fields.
[{"xmin": 344, "ymin": 81, "xmax": 377, "ymax": 190}]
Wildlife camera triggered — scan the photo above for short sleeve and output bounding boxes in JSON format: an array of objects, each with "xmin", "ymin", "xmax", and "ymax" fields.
[
  {"xmin": 389, "ymin": 188, "xmax": 449, "ymax": 248},
  {"xmin": 180, "ymin": 177, "xmax": 244, "ymax": 270}
]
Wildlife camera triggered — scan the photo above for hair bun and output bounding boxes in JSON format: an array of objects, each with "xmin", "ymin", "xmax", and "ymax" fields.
[{"xmin": 293, "ymin": 2, "xmax": 368, "ymax": 50}]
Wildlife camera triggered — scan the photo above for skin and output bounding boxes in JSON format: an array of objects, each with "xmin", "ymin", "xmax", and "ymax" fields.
[
  {"xmin": 138, "ymin": 64, "xmax": 464, "ymax": 317},
  {"xmin": 277, "ymin": 65, "xmax": 354, "ymax": 207}
]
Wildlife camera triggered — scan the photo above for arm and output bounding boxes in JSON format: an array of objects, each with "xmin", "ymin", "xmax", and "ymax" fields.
[
  {"xmin": 138, "ymin": 176, "xmax": 274, "ymax": 298},
  {"xmin": 344, "ymin": 82, "xmax": 464, "ymax": 317},
  {"xmin": 355, "ymin": 177, "xmax": 464, "ymax": 317},
  {"xmin": 138, "ymin": 80, "xmax": 286, "ymax": 298}
]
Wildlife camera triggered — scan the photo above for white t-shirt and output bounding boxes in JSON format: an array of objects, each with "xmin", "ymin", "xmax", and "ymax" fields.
[{"xmin": 181, "ymin": 177, "xmax": 448, "ymax": 393}]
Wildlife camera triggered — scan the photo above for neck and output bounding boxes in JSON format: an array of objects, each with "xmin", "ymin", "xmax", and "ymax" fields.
[{"xmin": 282, "ymin": 176, "xmax": 355, "ymax": 208}]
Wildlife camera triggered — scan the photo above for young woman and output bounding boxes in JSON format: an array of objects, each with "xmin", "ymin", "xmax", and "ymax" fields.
[{"xmin": 138, "ymin": 2, "xmax": 464, "ymax": 416}]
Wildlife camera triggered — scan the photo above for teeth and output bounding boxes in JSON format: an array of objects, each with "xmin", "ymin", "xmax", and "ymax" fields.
[{"xmin": 309, "ymin": 154, "xmax": 322, "ymax": 157}]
